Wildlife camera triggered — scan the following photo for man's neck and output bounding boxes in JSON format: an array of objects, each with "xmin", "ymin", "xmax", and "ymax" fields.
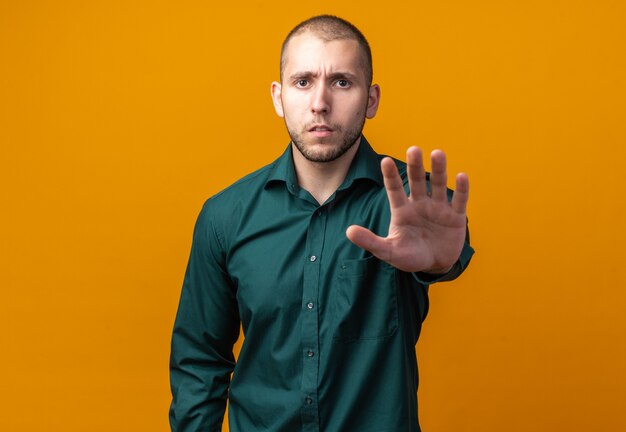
[{"xmin": 292, "ymin": 137, "xmax": 361, "ymax": 205}]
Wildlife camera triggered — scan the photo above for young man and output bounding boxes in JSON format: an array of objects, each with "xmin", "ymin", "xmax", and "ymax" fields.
[{"xmin": 170, "ymin": 15, "xmax": 474, "ymax": 432}]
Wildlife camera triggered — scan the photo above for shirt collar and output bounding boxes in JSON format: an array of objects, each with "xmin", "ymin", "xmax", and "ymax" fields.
[
  {"xmin": 264, "ymin": 135, "xmax": 383, "ymax": 190},
  {"xmin": 339, "ymin": 135, "xmax": 384, "ymax": 189}
]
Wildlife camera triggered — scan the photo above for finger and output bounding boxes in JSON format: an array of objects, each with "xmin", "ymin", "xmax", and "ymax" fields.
[
  {"xmin": 381, "ymin": 157, "xmax": 408, "ymax": 210},
  {"xmin": 346, "ymin": 225, "xmax": 391, "ymax": 262},
  {"xmin": 406, "ymin": 146, "xmax": 427, "ymax": 200},
  {"xmin": 451, "ymin": 172, "xmax": 469, "ymax": 214},
  {"xmin": 429, "ymin": 150, "xmax": 448, "ymax": 202}
]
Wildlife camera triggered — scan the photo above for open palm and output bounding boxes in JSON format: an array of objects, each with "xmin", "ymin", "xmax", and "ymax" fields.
[{"xmin": 346, "ymin": 147, "xmax": 469, "ymax": 273}]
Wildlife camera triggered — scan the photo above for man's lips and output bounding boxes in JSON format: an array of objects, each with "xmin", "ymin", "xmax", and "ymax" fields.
[
  {"xmin": 308, "ymin": 124, "xmax": 334, "ymax": 132},
  {"xmin": 308, "ymin": 124, "xmax": 334, "ymax": 137}
]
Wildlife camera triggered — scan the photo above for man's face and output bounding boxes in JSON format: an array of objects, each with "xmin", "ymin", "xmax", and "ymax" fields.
[{"xmin": 271, "ymin": 32, "xmax": 380, "ymax": 163}]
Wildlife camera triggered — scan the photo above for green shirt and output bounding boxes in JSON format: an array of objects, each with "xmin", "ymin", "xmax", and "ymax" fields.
[{"xmin": 169, "ymin": 137, "xmax": 474, "ymax": 432}]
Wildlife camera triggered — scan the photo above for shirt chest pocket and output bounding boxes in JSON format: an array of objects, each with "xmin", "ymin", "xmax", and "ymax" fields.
[{"xmin": 332, "ymin": 256, "xmax": 399, "ymax": 341}]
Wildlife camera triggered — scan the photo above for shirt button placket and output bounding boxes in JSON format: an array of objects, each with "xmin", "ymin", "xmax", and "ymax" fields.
[{"xmin": 301, "ymin": 207, "xmax": 325, "ymax": 432}]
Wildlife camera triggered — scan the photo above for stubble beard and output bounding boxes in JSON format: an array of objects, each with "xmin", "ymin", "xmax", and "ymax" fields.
[{"xmin": 286, "ymin": 115, "xmax": 366, "ymax": 163}]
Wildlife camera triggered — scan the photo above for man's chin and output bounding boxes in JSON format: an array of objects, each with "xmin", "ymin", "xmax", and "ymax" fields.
[
  {"xmin": 290, "ymin": 130, "xmax": 361, "ymax": 163},
  {"xmin": 305, "ymin": 152, "xmax": 340, "ymax": 163},
  {"xmin": 298, "ymin": 144, "xmax": 351, "ymax": 163}
]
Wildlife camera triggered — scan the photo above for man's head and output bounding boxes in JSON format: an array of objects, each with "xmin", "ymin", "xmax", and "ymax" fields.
[{"xmin": 271, "ymin": 15, "xmax": 380, "ymax": 163}]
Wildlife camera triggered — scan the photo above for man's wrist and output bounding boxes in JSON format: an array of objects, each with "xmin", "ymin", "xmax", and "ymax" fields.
[{"xmin": 423, "ymin": 265, "xmax": 453, "ymax": 275}]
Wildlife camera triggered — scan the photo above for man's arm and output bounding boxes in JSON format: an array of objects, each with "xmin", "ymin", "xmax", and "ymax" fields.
[{"xmin": 170, "ymin": 202, "xmax": 240, "ymax": 432}]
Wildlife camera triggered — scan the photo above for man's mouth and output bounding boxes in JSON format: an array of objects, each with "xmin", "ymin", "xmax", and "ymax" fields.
[
  {"xmin": 309, "ymin": 125, "xmax": 333, "ymax": 132},
  {"xmin": 308, "ymin": 124, "xmax": 334, "ymax": 137}
]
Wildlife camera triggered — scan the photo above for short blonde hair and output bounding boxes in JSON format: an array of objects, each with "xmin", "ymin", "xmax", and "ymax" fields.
[{"xmin": 280, "ymin": 15, "xmax": 373, "ymax": 86}]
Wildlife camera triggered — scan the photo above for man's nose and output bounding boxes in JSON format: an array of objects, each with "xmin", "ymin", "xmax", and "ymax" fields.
[{"xmin": 311, "ymin": 83, "xmax": 331, "ymax": 114}]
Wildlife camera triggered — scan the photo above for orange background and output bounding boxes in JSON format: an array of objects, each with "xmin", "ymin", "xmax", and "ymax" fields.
[{"xmin": 2, "ymin": 1, "xmax": 625, "ymax": 431}]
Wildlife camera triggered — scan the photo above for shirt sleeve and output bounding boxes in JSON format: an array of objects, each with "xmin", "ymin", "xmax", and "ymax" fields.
[{"xmin": 169, "ymin": 201, "xmax": 240, "ymax": 432}]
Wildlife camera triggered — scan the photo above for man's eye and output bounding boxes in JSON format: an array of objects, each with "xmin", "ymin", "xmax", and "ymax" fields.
[
  {"xmin": 296, "ymin": 79, "xmax": 308, "ymax": 87},
  {"xmin": 336, "ymin": 79, "xmax": 350, "ymax": 88}
]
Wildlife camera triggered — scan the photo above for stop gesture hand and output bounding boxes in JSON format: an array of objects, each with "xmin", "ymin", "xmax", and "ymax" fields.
[{"xmin": 346, "ymin": 147, "xmax": 469, "ymax": 274}]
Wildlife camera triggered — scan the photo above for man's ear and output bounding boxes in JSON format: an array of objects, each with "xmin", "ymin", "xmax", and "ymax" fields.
[
  {"xmin": 271, "ymin": 81, "xmax": 284, "ymax": 118},
  {"xmin": 366, "ymin": 84, "xmax": 381, "ymax": 119}
]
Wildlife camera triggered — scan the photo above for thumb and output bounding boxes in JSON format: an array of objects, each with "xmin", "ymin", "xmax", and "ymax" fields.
[{"xmin": 346, "ymin": 225, "xmax": 390, "ymax": 261}]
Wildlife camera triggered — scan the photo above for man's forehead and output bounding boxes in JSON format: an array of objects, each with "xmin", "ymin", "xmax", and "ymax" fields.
[
  {"xmin": 282, "ymin": 33, "xmax": 363, "ymax": 73},
  {"xmin": 285, "ymin": 31, "xmax": 359, "ymax": 54}
]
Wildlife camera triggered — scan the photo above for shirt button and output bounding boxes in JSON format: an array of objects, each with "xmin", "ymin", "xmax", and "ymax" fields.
[
  {"xmin": 309, "ymin": 255, "xmax": 317, "ymax": 262},
  {"xmin": 305, "ymin": 397, "xmax": 313, "ymax": 405},
  {"xmin": 307, "ymin": 350, "xmax": 314, "ymax": 357},
  {"xmin": 307, "ymin": 302, "xmax": 314, "ymax": 309}
]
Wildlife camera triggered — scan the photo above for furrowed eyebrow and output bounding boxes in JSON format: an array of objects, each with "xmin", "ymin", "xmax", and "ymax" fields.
[
  {"xmin": 287, "ymin": 71, "xmax": 359, "ymax": 82},
  {"xmin": 288, "ymin": 71, "xmax": 316, "ymax": 81},
  {"xmin": 328, "ymin": 72, "xmax": 358, "ymax": 81}
]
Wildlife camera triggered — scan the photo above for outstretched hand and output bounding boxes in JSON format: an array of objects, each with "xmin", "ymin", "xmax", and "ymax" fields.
[{"xmin": 346, "ymin": 147, "xmax": 469, "ymax": 274}]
